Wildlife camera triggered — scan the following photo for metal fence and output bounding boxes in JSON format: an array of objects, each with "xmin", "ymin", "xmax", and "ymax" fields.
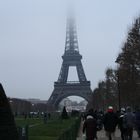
[
  {"xmin": 17, "ymin": 125, "xmax": 28, "ymax": 140},
  {"xmin": 57, "ymin": 117, "xmax": 81, "ymax": 140}
]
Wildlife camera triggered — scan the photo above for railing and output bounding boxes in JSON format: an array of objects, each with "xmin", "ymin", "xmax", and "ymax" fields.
[
  {"xmin": 54, "ymin": 81, "xmax": 90, "ymax": 86},
  {"xmin": 17, "ymin": 125, "xmax": 28, "ymax": 140},
  {"xmin": 57, "ymin": 117, "xmax": 81, "ymax": 140},
  {"xmin": 67, "ymin": 81, "xmax": 80, "ymax": 84}
]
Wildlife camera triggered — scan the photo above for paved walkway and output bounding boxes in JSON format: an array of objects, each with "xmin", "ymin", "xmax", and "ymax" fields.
[{"xmin": 77, "ymin": 121, "xmax": 139, "ymax": 140}]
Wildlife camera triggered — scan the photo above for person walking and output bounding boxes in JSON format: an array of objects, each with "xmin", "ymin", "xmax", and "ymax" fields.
[
  {"xmin": 43, "ymin": 112, "xmax": 48, "ymax": 124},
  {"xmin": 83, "ymin": 114, "xmax": 97, "ymax": 140},
  {"xmin": 135, "ymin": 107, "xmax": 140, "ymax": 138},
  {"xmin": 118, "ymin": 108, "xmax": 126, "ymax": 140},
  {"xmin": 123, "ymin": 106, "xmax": 135, "ymax": 140},
  {"xmin": 103, "ymin": 106, "xmax": 118, "ymax": 140}
]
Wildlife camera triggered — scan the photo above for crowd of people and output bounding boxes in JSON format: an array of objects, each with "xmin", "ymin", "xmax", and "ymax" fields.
[{"xmin": 82, "ymin": 106, "xmax": 140, "ymax": 140}]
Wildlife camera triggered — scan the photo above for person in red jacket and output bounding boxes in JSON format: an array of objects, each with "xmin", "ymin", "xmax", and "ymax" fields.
[
  {"xmin": 103, "ymin": 106, "xmax": 118, "ymax": 140},
  {"xmin": 83, "ymin": 114, "xmax": 97, "ymax": 140}
]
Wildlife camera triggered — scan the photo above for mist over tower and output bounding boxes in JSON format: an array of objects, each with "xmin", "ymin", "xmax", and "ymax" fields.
[{"xmin": 58, "ymin": 15, "xmax": 87, "ymax": 83}]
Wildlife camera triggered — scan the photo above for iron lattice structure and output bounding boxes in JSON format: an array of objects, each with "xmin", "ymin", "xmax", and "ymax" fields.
[{"xmin": 47, "ymin": 16, "xmax": 92, "ymax": 110}]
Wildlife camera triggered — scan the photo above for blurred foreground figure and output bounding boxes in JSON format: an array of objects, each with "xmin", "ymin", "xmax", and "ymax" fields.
[{"xmin": 0, "ymin": 83, "xmax": 18, "ymax": 140}]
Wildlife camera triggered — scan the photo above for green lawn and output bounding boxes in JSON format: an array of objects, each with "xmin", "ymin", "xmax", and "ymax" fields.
[
  {"xmin": 15, "ymin": 117, "xmax": 42, "ymax": 126},
  {"xmin": 15, "ymin": 117, "xmax": 77, "ymax": 140}
]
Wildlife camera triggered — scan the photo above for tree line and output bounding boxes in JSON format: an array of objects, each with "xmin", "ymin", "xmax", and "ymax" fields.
[{"xmin": 89, "ymin": 16, "xmax": 140, "ymax": 111}]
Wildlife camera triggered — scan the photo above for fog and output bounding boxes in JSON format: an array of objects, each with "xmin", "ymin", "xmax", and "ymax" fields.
[{"xmin": 0, "ymin": 0, "xmax": 140, "ymax": 101}]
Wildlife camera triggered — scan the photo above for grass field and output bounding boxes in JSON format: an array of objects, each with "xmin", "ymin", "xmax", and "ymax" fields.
[{"xmin": 15, "ymin": 117, "xmax": 78, "ymax": 140}]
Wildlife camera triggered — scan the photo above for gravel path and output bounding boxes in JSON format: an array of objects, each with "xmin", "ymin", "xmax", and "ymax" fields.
[{"xmin": 77, "ymin": 120, "xmax": 138, "ymax": 140}]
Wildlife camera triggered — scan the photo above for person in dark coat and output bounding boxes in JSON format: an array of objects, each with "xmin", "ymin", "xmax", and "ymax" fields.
[
  {"xmin": 83, "ymin": 114, "xmax": 97, "ymax": 140},
  {"xmin": 118, "ymin": 108, "xmax": 126, "ymax": 140},
  {"xmin": 135, "ymin": 107, "xmax": 140, "ymax": 138},
  {"xmin": 123, "ymin": 106, "xmax": 135, "ymax": 140},
  {"xmin": 103, "ymin": 106, "xmax": 118, "ymax": 140}
]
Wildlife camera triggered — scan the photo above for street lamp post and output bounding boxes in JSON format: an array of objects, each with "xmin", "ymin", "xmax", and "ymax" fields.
[
  {"xmin": 9, "ymin": 99, "xmax": 14, "ymax": 113},
  {"xmin": 117, "ymin": 71, "xmax": 121, "ymax": 111},
  {"xmin": 115, "ymin": 59, "xmax": 121, "ymax": 111}
]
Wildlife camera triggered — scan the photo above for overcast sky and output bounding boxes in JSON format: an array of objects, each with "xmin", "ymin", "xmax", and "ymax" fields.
[{"xmin": 0, "ymin": 0, "xmax": 140, "ymax": 101}]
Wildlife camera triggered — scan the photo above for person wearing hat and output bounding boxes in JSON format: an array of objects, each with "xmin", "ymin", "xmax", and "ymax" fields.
[
  {"xmin": 103, "ymin": 106, "xmax": 118, "ymax": 140},
  {"xmin": 123, "ymin": 106, "xmax": 135, "ymax": 140},
  {"xmin": 83, "ymin": 114, "xmax": 97, "ymax": 140},
  {"xmin": 118, "ymin": 108, "xmax": 126, "ymax": 140}
]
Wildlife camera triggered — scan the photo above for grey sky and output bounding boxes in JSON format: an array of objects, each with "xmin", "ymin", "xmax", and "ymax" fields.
[{"xmin": 0, "ymin": 0, "xmax": 140, "ymax": 100}]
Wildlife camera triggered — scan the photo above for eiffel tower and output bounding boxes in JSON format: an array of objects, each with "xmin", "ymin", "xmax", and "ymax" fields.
[{"xmin": 47, "ymin": 16, "xmax": 92, "ymax": 110}]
